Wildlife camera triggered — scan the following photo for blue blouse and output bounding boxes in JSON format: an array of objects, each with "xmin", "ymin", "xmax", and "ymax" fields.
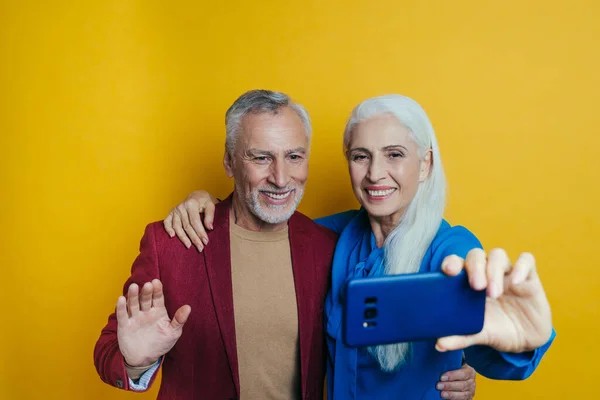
[{"xmin": 315, "ymin": 209, "xmax": 555, "ymax": 400}]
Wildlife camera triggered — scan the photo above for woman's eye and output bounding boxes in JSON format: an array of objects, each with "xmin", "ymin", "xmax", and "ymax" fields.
[{"xmin": 388, "ymin": 152, "xmax": 405, "ymax": 159}]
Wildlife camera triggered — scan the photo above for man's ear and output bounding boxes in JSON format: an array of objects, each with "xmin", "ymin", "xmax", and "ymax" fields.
[
  {"xmin": 419, "ymin": 149, "xmax": 432, "ymax": 182},
  {"xmin": 223, "ymin": 151, "xmax": 234, "ymax": 178}
]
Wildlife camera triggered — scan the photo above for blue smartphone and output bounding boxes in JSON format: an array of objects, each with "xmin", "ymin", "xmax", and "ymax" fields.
[{"xmin": 343, "ymin": 270, "xmax": 486, "ymax": 347}]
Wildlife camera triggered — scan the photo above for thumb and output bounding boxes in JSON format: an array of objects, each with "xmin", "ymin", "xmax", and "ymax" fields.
[
  {"xmin": 170, "ymin": 305, "xmax": 191, "ymax": 330},
  {"xmin": 435, "ymin": 333, "xmax": 481, "ymax": 352}
]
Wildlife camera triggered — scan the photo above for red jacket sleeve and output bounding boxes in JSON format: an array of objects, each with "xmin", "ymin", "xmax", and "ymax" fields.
[{"xmin": 93, "ymin": 223, "xmax": 164, "ymax": 391}]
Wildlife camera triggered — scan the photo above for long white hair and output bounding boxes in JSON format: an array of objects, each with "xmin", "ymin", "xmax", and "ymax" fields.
[{"xmin": 343, "ymin": 95, "xmax": 447, "ymax": 371}]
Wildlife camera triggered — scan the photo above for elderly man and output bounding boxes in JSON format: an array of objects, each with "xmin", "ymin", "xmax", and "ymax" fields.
[
  {"xmin": 94, "ymin": 90, "xmax": 337, "ymax": 399},
  {"xmin": 94, "ymin": 90, "xmax": 476, "ymax": 399}
]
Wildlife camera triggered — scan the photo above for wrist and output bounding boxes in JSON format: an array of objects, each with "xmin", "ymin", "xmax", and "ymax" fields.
[
  {"xmin": 124, "ymin": 357, "xmax": 159, "ymax": 369},
  {"xmin": 125, "ymin": 358, "xmax": 159, "ymax": 381}
]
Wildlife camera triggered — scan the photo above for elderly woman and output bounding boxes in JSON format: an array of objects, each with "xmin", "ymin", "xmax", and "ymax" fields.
[{"xmin": 164, "ymin": 95, "xmax": 555, "ymax": 399}]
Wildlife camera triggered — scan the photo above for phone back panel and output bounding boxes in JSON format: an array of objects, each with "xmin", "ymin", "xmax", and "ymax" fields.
[{"xmin": 343, "ymin": 271, "xmax": 486, "ymax": 347}]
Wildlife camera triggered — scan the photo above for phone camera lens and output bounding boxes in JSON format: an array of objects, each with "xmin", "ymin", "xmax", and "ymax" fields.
[{"xmin": 364, "ymin": 307, "xmax": 378, "ymax": 319}]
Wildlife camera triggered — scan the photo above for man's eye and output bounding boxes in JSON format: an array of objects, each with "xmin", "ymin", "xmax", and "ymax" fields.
[
  {"xmin": 289, "ymin": 154, "xmax": 303, "ymax": 161},
  {"xmin": 252, "ymin": 156, "xmax": 271, "ymax": 164},
  {"xmin": 352, "ymin": 154, "xmax": 368, "ymax": 161}
]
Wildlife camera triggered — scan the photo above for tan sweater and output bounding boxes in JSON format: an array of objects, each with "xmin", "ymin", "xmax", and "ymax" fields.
[{"xmin": 230, "ymin": 220, "xmax": 301, "ymax": 400}]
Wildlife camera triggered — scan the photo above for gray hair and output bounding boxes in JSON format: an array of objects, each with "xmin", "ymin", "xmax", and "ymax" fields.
[
  {"xmin": 225, "ymin": 89, "xmax": 312, "ymax": 155},
  {"xmin": 344, "ymin": 94, "xmax": 447, "ymax": 372}
]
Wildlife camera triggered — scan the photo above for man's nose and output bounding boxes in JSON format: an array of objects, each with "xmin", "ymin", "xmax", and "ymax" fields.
[{"xmin": 268, "ymin": 159, "xmax": 290, "ymax": 188}]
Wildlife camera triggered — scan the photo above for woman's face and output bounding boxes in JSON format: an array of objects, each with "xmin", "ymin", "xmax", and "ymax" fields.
[{"xmin": 347, "ymin": 114, "xmax": 431, "ymax": 222}]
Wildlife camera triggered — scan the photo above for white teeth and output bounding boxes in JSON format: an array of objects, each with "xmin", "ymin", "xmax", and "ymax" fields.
[
  {"xmin": 264, "ymin": 191, "xmax": 291, "ymax": 200},
  {"xmin": 367, "ymin": 189, "xmax": 395, "ymax": 197}
]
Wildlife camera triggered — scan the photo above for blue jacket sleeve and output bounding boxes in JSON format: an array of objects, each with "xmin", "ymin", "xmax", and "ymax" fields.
[
  {"xmin": 428, "ymin": 223, "xmax": 483, "ymax": 271},
  {"xmin": 314, "ymin": 210, "xmax": 360, "ymax": 234},
  {"xmin": 464, "ymin": 329, "xmax": 556, "ymax": 380}
]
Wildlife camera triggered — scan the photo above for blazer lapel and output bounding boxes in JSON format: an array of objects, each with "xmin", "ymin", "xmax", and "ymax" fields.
[
  {"xmin": 204, "ymin": 196, "xmax": 240, "ymax": 397},
  {"xmin": 288, "ymin": 213, "xmax": 315, "ymax": 399}
]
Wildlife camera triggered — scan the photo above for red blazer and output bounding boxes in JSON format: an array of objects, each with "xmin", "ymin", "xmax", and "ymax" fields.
[{"xmin": 94, "ymin": 196, "xmax": 338, "ymax": 399}]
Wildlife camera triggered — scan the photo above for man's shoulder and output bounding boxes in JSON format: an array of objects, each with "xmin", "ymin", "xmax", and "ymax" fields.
[
  {"xmin": 139, "ymin": 220, "xmax": 198, "ymax": 254},
  {"xmin": 145, "ymin": 220, "xmax": 172, "ymax": 241},
  {"xmin": 290, "ymin": 211, "xmax": 339, "ymax": 242}
]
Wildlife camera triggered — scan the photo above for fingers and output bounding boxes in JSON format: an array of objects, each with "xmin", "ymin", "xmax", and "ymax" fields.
[
  {"xmin": 444, "ymin": 248, "xmax": 533, "ymax": 297},
  {"xmin": 486, "ymin": 248, "xmax": 511, "ymax": 299},
  {"xmin": 127, "ymin": 283, "xmax": 140, "ymax": 317},
  {"xmin": 440, "ymin": 364, "xmax": 474, "ymax": 382},
  {"xmin": 178, "ymin": 204, "xmax": 200, "ymax": 249},
  {"xmin": 163, "ymin": 212, "xmax": 175, "ymax": 238},
  {"xmin": 510, "ymin": 252, "xmax": 536, "ymax": 286},
  {"xmin": 203, "ymin": 202, "xmax": 216, "ymax": 231},
  {"xmin": 166, "ymin": 192, "xmax": 217, "ymax": 251},
  {"xmin": 439, "ymin": 383, "xmax": 475, "ymax": 400},
  {"xmin": 126, "ymin": 281, "xmax": 163, "ymax": 315},
  {"xmin": 464, "ymin": 248, "xmax": 487, "ymax": 291},
  {"xmin": 439, "ymin": 392, "xmax": 470, "ymax": 400},
  {"xmin": 116, "ymin": 296, "xmax": 128, "ymax": 325},
  {"xmin": 438, "ymin": 364, "xmax": 476, "ymax": 399},
  {"xmin": 187, "ymin": 202, "xmax": 208, "ymax": 252},
  {"xmin": 172, "ymin": 211, "xmax": 192, "ymax": 249},
  {"xmin": 170, "ymin": 305, "xmax": 192, "ymax": 330},
  {"xmin": 441, "ymin": 255, "xmax": 464, "ymax": 277},
  {"xmin": 151, "ymin": 279, "xmax": 165, "ymax": 308},
  {"xmin": 439, "ymin": 380, "xmax": 469, "ymax": 390},
  {"xmin": 441, "ymin": 249, "xmax": 487, "ymax": 291},
  {"xmin": 139, "ymin": 282, "xmax": 153, "ymax": 312}
]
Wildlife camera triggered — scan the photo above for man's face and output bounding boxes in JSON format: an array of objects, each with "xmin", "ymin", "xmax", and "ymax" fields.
[{"xmin": 224, "ymin": 106, "xmax": 309, "ymax": 227}]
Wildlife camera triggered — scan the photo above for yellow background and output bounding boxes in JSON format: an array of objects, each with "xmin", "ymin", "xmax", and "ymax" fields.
[{"xmin": 1, "ymin": 0, "xmax": 597, "ymax": 398}]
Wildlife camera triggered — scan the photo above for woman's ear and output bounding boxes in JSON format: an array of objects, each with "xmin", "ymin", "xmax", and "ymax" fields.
[{"xmin": 419, "ymin": 149, "xmax": 432, "ymax": 182}]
